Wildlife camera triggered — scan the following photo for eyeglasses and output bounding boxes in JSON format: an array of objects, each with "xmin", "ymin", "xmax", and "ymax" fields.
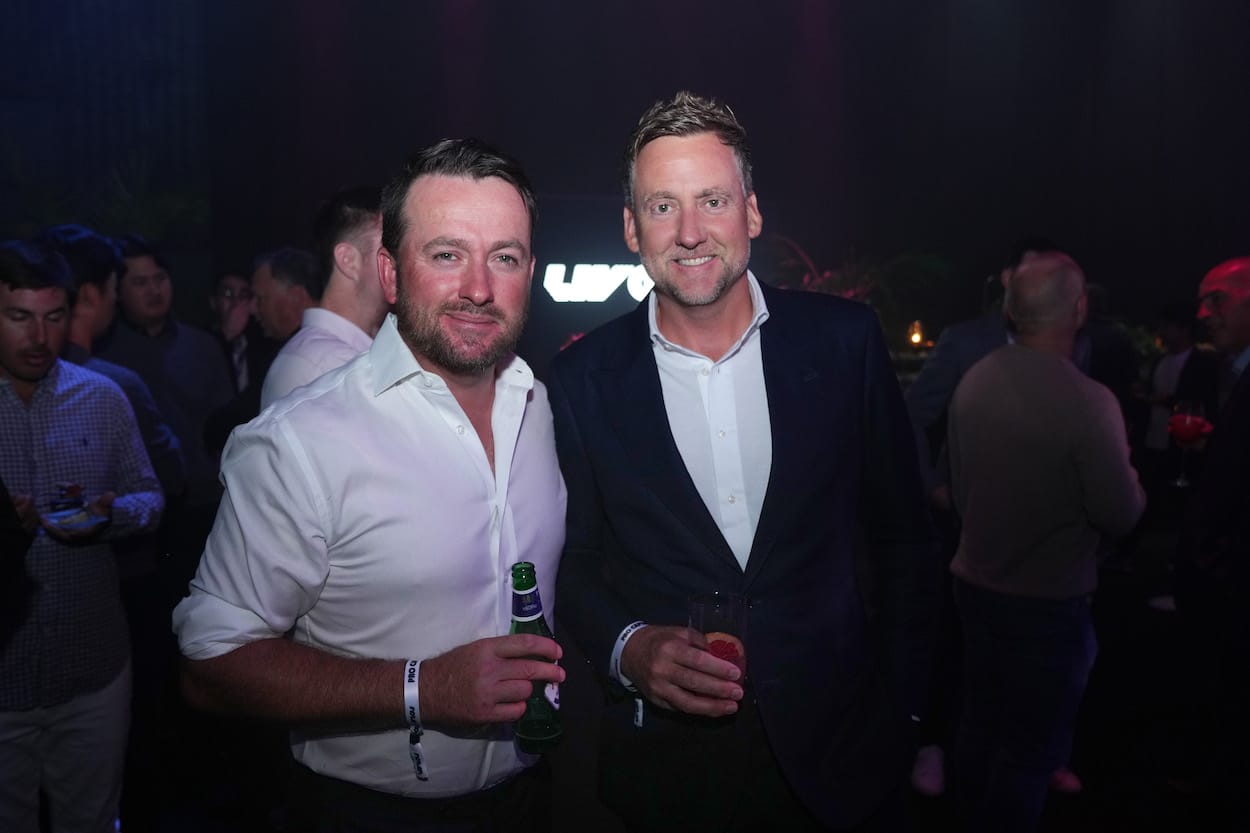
[{"xmin": 218, "ymin": 287, "xmax": 254, "ymax": 301}]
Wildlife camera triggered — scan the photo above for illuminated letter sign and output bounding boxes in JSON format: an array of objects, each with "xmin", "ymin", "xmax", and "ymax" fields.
[{"xmin": 543, "ymin": 264, "xmax": 654, "ymax": 303}]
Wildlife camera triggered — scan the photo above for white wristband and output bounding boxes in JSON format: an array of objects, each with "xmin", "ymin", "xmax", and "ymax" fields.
[
  {"xmin": 610, "ymin": 621, "xmax": 648, "ymax": 692},
  {"xmin": 403, "ymin": 659, "xmax": 427, "ymax": 781}
]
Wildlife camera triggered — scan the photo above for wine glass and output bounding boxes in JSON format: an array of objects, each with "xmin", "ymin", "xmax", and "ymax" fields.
[{"xmin": 1168, "ymin": 401, "xmax": 1207, "ymax": 487}]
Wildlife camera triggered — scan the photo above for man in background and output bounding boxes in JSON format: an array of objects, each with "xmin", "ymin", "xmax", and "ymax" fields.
[
  {"xmin": 250, "ymin": 246, "xmax": 320, "ymax": 345},
  {"xmin": 946, "ymin": 252, "xmax": 1144, "ymax": 832},
  {"xmin": 40, "ymin": 224, "xmax": 185, "ymax": 498},
  {"xmin": 260, "ymin": 187, "xmax": 388, "ymax": 408},
  {"xmin": 203, "ymin": 272, "xmax": 281, "ymax": 454},
  {"xmin": 40, "ymin": 223, "xmax": 187, "ymax": 833},
  {"xmin": 0, "ymin": 240, "xmax": 163, "ymax": 833},
  {"xmin": 1173, "ymin": 257, "xmax": 1250, "ymax": 828},
  {"xmin": 96, "ymin": 234, "xmax": 234, "ymax": 581}
]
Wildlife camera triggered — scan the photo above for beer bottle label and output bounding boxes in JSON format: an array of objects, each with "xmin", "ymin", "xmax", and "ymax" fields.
[
  {"xmin": 512, "ymin": 587, "xmax": 544, "ymax": 622},
  {"xmin": 544, "ymin": 682, "xmax": 560, "ymax": 710}
]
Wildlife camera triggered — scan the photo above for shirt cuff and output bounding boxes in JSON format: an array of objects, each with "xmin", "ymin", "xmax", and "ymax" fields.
[{"xmin": 609, "ymin": 621, "xmax": 648, "ymax": 692}]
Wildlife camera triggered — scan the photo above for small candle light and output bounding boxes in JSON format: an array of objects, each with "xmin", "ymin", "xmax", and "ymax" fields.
[{"xmin": 908, "ymin": 320, "xmax": 924, "ymax": 346}]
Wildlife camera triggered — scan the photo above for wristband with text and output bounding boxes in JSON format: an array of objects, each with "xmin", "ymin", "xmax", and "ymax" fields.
[
  {"xmin": 404, "ymin": 659, "xmax": 428, "ymax": 781},
  {"xmin": 610, "ymin": 620, "xmax": 648, "ymax": 692}
]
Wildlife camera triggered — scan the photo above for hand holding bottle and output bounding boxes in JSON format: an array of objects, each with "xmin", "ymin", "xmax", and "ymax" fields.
[{"xmin": 418, "ymin": 634, "xmax": 563, "ymax": 727}]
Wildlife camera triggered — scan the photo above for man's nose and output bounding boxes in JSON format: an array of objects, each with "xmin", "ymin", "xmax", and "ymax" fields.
[
  {"xmin": 461, "ymin": 261, "xmax": 494, "ymax": 306},
  {"xmin": 677, "ymin": 210, "xmax": 705, "ymax": 248}
]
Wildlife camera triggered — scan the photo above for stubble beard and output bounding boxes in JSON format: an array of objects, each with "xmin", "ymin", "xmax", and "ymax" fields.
[
  {"xmin": 394, "ymin": 281, "xmax": 528, "ymax": 376},
  {"xmin": 646, "ymin": 242, "xmax": 751, "ymax": 309}
]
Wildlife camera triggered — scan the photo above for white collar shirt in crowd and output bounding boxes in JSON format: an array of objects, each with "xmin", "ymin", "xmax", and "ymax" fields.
[
  {"xmin": 259, "ymin": 306, "xmax": 374, "ymax": 410},
  {"xmin": 173, "ymin": 313, "xmax": 567, "ymax": 798},
  {"xmin": 648, "ymin": 271, "xmax": 772, "ymax": 569}
]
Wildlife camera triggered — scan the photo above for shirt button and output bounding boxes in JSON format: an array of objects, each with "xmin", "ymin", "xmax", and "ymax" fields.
[
  {"xmin": 728, "ymin": 494, "xmax": 738, "ymax": 504},
  {"xmin": 457, "ymin": 425, "xmax": 466, "ymax": 435},
  {"xmin": 718, "ymin": 430, "xmax": 726, "ymax": 438},
  {"xmin": 700, "ymin": 368, "xmax": 711, "ymax": 377},
  {"xmin": 423, "ymin": 377, "xmax": 433, "ymax": 388}
]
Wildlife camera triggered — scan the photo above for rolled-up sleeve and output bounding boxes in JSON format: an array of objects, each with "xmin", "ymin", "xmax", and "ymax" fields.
[{"xmin": 173, "ymin": 416, "xmax": 330, "ymax": 660}]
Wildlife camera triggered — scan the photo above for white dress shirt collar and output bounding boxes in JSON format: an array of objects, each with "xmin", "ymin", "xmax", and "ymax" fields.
[{"xmin": 646, "ymin": 271, "xmax": 771, "ymax": 360}]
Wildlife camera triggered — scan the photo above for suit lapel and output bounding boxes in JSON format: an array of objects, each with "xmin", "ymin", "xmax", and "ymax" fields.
[
  {"xmin": 594, "ymin": 303, "xmax": 740, "ymax": 571},
  {"xmin": 743, "ymin": 304, "xmax": 817, "ymax": 587}
]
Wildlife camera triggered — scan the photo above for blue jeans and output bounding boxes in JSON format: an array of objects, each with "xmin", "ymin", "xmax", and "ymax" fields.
[{"xmin": 952, "ymin": 578, "xmax": 1097, "ymax": 833}]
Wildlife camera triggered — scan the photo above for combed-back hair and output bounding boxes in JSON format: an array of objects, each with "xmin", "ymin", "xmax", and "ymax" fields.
[
  {"xmin": 380, "ymin": 138, "xmax": 537, "ymax": 258},
  {"xmin": 621, "ymin": 91, "xmax": 753, "ymax": 207}
]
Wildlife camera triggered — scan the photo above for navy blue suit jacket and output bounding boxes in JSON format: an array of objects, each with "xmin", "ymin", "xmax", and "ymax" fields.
[{"xmin": 548, "ymin": 284, "xmax": 938, "ymax": 828}]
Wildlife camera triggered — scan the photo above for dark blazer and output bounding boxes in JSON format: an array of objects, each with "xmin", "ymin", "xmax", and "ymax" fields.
[
  {"xmin": 548, "ymin": 284, "xmax": 938, "ymax": 829},
  {"xmin": 904, "ymin": 313, "xmax": 1009, "ymax": 493},
  {"xmin": 1183, "ymin": 366, "xmax": 1250, "ymax": 582}
]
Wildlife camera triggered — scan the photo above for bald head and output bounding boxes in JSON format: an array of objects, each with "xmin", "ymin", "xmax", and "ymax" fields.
[
  {"xmin": 1198, "ymin": 256, "xmax": 1250, "ymax": 352},
  {"xmin": 1006, "ymin": 252, "xmax": 1086, "ymax": 337}
]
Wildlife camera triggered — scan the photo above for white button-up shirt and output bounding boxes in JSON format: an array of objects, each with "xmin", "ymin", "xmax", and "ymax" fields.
[
  {"xmin": 174, "ymin": 314, "xmax": 567, "ymax": 798},
  {"xmin": 260, "ymin": 306, "xmax": 375, "ymax": 409},
  {"xmin": 649, "ymin": 272, "xmax": 772, "ymax": 569}
]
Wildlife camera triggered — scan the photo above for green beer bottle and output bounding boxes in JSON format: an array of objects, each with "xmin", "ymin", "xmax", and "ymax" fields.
[{"xmin": 510, "ymin": 561, "xmax": 562, "ymax": 753}]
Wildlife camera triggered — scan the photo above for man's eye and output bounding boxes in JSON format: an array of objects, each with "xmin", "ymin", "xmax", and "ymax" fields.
[
  {"xmin": 706, "ymin": 198, "xmax": 721, "ymax": 208},
  {"xmin": 497, "ymin": 254, "xmax": 518, "ymax": 265},
  {"xmin": 434, "ymin": 252, "xmax": 457, "ymax": 262},
  {"xmin": 652, "ymin": 203, "xmax": 672, "ymax": 215}
]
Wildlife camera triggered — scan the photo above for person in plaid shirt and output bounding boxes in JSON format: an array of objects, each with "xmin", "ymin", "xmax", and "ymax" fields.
[{"xmin": 0, "ymin": 239, "xmax": 163, "ymax": 833}]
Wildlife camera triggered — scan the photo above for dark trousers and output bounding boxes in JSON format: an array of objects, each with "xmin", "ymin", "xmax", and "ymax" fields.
[
  {"xmin": 952, "ymin": 579, "xmax": 1097, "ymax": 833},
  {"xmin": 1174, "ymin": 560, "xmax": 1250, "ymax": 828},
  {"xmin": 287, "ymin": 760, "xmax": 551, "ymax": 833},
  {"xmin": 603, "ymin": 693, "xmax": 907, "ymax": 833}
]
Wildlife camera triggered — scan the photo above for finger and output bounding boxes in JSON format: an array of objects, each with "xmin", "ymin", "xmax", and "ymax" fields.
[
  {"xmin": 494, "ymin": 634, "xmax": 562, "ymax": 662},
  {"xmin": 504, "ymin": 658, "xmax": 566, "ymax": 685},
  {"xmin": 670, "ymin": 664, "xmax": 742, "ymax": 701},
  {"xmin": 662, "ymin": 686, "xmax": 740, "ymax": 718},
  {"xmin": 686, "ymin": 649, "xmax": 743, "ymax": 683}
]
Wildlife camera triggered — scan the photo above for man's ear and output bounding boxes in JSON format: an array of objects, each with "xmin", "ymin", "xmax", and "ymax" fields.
[
  {"xmin": 334, "ymin": 241, "xmax": 361, "ymax": 281},
  {"xmin": 623, "ymin": 205, "xmax": 640, "ymax": 254},
  {"xmin": 378, "ymin": 249, "xmax": 399, "ymax": 305},
  {"xmin": 77, "ymin": 282, "xmax": 100, "ymax": 310}
]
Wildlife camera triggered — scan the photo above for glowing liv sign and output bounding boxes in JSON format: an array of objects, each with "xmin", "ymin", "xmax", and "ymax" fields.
[{"xmin": 542, "ymin": 263, "xmax": 654, "ymax": 303}]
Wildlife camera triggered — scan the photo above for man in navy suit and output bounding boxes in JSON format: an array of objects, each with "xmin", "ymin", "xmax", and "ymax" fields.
[
  {"xmin": 1174, "ymin": 257, "xmax": 1250, "ymax": 827},
  {"xmin": 549, "ymin": 91, "xmax": 938, "ymax": 832}
]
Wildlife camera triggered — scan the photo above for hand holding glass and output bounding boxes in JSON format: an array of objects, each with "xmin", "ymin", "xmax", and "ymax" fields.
[
  {"xmin": 688, "ymin": 592, "xmax": 748, "ymax": 677},
  {"xmin": 1168, "ymin": 401, "xmax": 1211, "ymax": 487}
]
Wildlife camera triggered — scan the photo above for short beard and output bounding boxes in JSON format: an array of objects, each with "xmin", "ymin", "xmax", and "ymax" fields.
[
  {"xmin": 394, "ymin": 280, "xmax": 527, "ymax": 376},
  {"xmin": 646, "ymin": 241, "xmax": 750, "ymax": 309}
]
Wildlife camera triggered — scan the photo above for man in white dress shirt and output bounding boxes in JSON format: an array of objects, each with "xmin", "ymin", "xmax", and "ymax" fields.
[
  {"xmin": 260, "ymin": 187, "xmax": 391, "ymax": 409},
  {"xmin": 173, "ymin": 139, "xmax": 567, "ymax": 832}
]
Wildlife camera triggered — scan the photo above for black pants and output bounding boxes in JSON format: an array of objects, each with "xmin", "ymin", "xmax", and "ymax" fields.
[
  {"xmin": 287, "ymin": 760, "xmax": 551, "ymax": 833},
  {"xmin": 604, "ymin": 694, "xmax": 906, "ymax": 833}
]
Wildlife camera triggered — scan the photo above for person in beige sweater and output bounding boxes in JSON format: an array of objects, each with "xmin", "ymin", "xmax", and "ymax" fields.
[{"xmin": 947, "ymin": 252, "xmax": 1145, "ymax": 833}]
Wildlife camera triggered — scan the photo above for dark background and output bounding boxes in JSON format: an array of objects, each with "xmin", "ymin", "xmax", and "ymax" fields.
[{"xmin": 3, "ymin": 0, "xmax": 1248, "ymax": 375}]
